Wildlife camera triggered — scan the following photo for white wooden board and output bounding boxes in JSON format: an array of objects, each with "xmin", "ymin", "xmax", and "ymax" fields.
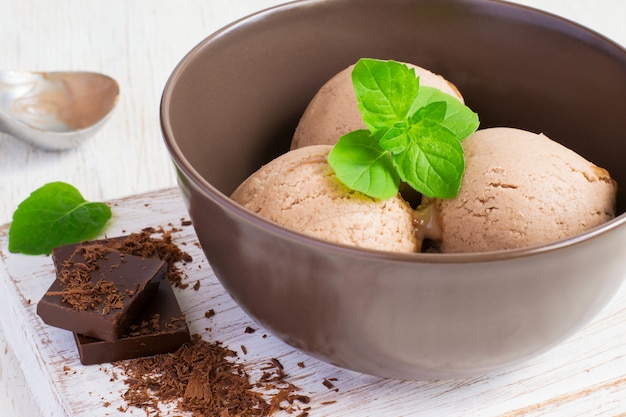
[{"xmin": 1, "ymin": 187, "xmax": 626, "ymax": 416}]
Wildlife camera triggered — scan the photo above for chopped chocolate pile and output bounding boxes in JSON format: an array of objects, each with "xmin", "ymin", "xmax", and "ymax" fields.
[
  {"xmin": 42, "ymin": 225, "xmax": 316, "ymax": 415},
  {"xmin": 115, "ymin": 335, "xmax": 311, "ymax": 416}
]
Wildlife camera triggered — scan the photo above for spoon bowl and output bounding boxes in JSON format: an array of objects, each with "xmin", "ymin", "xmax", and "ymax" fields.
[{"xmin": 0, "ymin": 70, "xmax": 119, "ymax": 150}]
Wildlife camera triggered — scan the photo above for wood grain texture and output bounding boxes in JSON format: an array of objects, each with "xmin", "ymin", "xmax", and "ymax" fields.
[{"xmin": 1, "ymin": 188, "xmax": 625, "ymax": 416}]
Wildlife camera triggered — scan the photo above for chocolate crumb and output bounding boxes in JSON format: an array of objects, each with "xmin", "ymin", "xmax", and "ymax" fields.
[
  {"xmin": 244, "ymin": 326, "xmax": 256, "ymax": 334},
  {"xmin": 181, "ymin": 219, "xmax": 192, "ymax": 226},
  {"xmin": 204, "ymin": 309, "xmax": 215, "ymax": 319},
  {"xmin": 297, "ymin": 361, "xmax": 305, "ymax": 368},
  {"xmin": 271, "ymin": 358, "xmax": 284, "ymax": 371},
  {"xmin": 241, "ymin": 345, "xmax": 248, "ymax": 355},
  {"xmin": 322, "ymin": 378, "xmax": 335, "ymax": 389},
  {"xmin": 193, "ymin": 280, "xmax": 200, "ymax": 291},
  {"xmin": 259, "ymin": 358, "xmax": 286, "ymax": 383}
]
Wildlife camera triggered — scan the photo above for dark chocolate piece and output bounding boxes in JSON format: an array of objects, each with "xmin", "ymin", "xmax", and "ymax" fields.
[
  {"xmin": 37, "ymin": 246, "xmax": 166, "ymax": 341},
  {"xmin": 74, "ymin": 278, "xmax": 191, "ymax": 365}
]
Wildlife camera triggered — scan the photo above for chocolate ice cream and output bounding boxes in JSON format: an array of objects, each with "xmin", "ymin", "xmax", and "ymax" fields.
[
  {"xmin": 231, "ymin": 145, "xmax": 419, "ymax": 253},
  {"xmin": 423, "ymin": 127, "xmax": 617, "ymax": 253}
]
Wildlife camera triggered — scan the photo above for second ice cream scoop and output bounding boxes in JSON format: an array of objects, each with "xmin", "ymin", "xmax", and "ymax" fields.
[{"xmin": 427, "ymin": 127, "xmax": 617, "ymax": 253}]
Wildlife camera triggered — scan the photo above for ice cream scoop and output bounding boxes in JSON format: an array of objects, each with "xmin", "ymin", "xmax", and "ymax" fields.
[
  {"xmin": 231, "ymin": 145, "xmax": 420, "ymax": 253},
  {"xmin": 424, "ymin": 127, "xmax": 617, "ymax": 253},
  {"xmin": 291, "ymin": 62, "xmax": 463, "ymax": 150},
  {"xmin": 0, "ymin": 70, "xmax": 119, "ymax": 150}
]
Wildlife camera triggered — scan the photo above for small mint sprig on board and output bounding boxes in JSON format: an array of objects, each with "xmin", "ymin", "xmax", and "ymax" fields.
[
  {"xmin": 8, "ymin": 182, "xmax": 112, "ymax": 255},
  {"xmin": 328, "ymin": 58, "xmax": 479, "ymax": 200}
]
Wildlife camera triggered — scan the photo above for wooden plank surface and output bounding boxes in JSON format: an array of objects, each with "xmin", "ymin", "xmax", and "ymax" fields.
[{"xmin": 1, "ymin": 187, "xmax": 625, "ymax": 416}]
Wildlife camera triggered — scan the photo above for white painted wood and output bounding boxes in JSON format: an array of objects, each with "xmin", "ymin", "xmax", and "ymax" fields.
[
  {"xmin": 0, "ymin": 187, "xmax": 625, "ymax": 417},
  {"xmin": 1, "ymin": 1, "xmax": 626, "ymax": 416}
]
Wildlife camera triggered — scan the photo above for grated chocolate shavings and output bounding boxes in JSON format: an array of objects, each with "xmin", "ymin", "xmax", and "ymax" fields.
[
  {"xmin": 114, "ymin": 335, "xmax": 311, "ymax": 416},
  {"xmin": 256, "ymin": 358, "xmax": 309, "ymax": 415}
]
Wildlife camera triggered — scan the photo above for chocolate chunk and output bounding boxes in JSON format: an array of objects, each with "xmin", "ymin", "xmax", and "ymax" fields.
[
  {"xmin": 74, "ymin": 278, "xmax": 191, "ymax": 365},
  {"xmin": 37, "ymin": 245, "xmax": 166, "ymax": 341}
]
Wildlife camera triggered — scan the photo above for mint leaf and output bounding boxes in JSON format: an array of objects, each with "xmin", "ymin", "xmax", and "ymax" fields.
[
  {"xmin": 328, "ymin": 58, "xmax": 479, "ymax": 200},
  {"xmin": 352, "ymin": 59, "xmax": 419, "ymax": 133},
  {"xmin": 409, "ymin": 86, "xmax": 479, "ymax": 140},
  {"xmin": 378, "ymin": 121, "xmax": 410, "ymax": 153},
  {"xmin": 328, "ymin": 130, "xmax": 400, "ymax": 200},
  {"xmin": 8, "ymin": 182, "xmax": 112, "ymax": 255},
  {"xmin": 394, "ymin": 105, "xmax": 466, "ymax": 198}
]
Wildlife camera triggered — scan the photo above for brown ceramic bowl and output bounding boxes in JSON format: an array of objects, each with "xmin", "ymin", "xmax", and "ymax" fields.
[{"xmin": 161, "ymin": 0, "xmax": 626, "ymax": 379}]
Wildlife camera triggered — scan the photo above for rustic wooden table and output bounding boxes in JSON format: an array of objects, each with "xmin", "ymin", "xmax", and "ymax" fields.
[{"xmin": 1, "ymin": 1, "xmax": 625, "ymax": 416}]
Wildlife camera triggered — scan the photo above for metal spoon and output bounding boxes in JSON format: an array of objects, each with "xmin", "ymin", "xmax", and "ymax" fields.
[{"xmin": 0, "ymin": 70, "xmax": 119, "ymax": 150}]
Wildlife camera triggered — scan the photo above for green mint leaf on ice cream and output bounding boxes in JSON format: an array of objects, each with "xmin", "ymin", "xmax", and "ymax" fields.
[
  {"xmin": 8, "ymin": 182, "xmax": 112, "ymax": 255},
  {"xmin": 328, "ymin": 58, "xmax": 479, "ymax": 199},
  {"xmin": 327, "ymin": 130, "xmax": 401, "ymax": 200}
]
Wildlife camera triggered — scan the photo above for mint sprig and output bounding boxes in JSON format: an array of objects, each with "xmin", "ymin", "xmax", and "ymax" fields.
[
  {"xmin": 328, "ymin": 58, "xmax": 479, "ymax": 199},
  {"xmin": 8, "ymin": 182, "xmax": 112, "ymax": 255}
]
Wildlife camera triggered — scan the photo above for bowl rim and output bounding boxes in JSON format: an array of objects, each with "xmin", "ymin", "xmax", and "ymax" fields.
[{"xmin": 160, "ymin": 0, "xmax": 626, "ymax": 265}]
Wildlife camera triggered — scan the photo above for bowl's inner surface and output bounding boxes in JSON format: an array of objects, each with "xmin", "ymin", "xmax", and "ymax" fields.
[{"xmin": 165, "ymin": 0, "xmax": 626, "ymax": 214}]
